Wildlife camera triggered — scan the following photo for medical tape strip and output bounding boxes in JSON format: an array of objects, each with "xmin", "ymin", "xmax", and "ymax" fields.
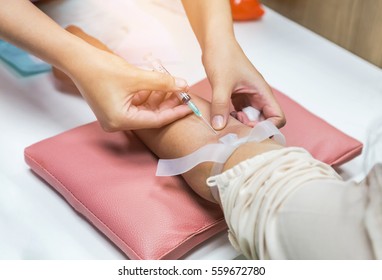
[{"xmin": 156, "ymin": 120, "xmax": 286, "ymax": 177}]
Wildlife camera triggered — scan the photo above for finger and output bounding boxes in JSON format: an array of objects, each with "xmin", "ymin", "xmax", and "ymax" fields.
[
  {"xmin": 123, "ymin": 105, "xmax": 192, "ymax": 130},
  {"xmin": 263, "ymin": 114, "xmax": 286, "ymax": 129},
  {"xmin": 145, "ymin": 91, "xmax": 168, "ymax": 109},
  {"xmin": 157, "ymin": 93, "xmax": 184, "ymax": 110},
  {"xmin": 236, "ymin": 111, "xmax": 250, "ymax": 124},
  {"xmin": 153, "ymin": 105, "xmax": 193, "ymax": 127},
  {"xmin": 210, "ymin": 86, "xmax": 232, "ymax": 130},
  {"xmin": 135, "ymin": 69, "xmax": 189, "ymax": 93},
  {"xmin": 243, "ymin": 84, "xmax": 286, "ymax": 129},
  {"xmin": 261, "ymin": 102, "xmax": 286, "ymax": 129},
  {"xmin": 131, "ymin": 90, "xmax": 151, "ymax": 105}
]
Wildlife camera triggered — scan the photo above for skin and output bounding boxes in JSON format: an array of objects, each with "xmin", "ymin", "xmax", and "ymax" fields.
[
  {"xmin": 182, "ymin": 0, "xmax": 285, "ymax": 130},
  {"xmin": 0, "ymin": 0, "xmax": 190, "ymax": 131},
  {"xmin": 134, "ymin": 94, "xmax": 283, "ymax": 203},
  {"xmin": 1, "ymin": 2, "xmax": 286, "ymax": 202},
  {"xmin": 0, "ymin": 0, "xmax": 285, "ymax": 132},
  {"xmin": 42, "ymin": 25, "xmax": 285, "ymax": 203}
]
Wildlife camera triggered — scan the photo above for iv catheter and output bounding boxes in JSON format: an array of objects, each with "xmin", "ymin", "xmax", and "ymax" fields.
[{"xmin": 145, "ymin": 55, "xmax": 217, "ymax": 134}]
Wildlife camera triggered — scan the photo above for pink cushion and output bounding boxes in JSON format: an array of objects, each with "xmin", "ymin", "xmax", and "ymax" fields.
[
  {"xmin": 190, "ymin": 80, "xmax": 363, "ymax": 166},
  {"xmin": 24, "ymin": 79, "xmax": 362, "ymax": 259}
]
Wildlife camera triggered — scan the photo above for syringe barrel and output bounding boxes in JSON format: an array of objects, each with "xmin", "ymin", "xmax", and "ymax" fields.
[
  {"xmin": 145, "ymin": 55, "xmax": 170, "ymax": 74},
  {"xmin": 178, "ymin": 92, "xmax": 191, "ymax": 103},
  {"xmin": 146, "ymin": 55, "xmax": 192, "ymax": 105}
]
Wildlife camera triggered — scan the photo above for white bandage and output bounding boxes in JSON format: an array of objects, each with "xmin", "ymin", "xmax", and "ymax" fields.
[
  {"xmin": 156, "ymin": 120, "xmax": 285, "ymax": 177},
  {"xmin": 242, "ymin": 106, "xmax": 261, "ymax": 122}
]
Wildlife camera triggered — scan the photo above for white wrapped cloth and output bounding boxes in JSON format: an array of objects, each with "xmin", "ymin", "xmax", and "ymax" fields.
[{"xmin": 207, "ymin": 148, "xmax": 381, "ymax": 259}]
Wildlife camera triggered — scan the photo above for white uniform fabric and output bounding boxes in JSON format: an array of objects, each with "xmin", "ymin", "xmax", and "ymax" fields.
[{"xmin": 207, "ymin": 147, "xmax": 382, "ymax": 259}]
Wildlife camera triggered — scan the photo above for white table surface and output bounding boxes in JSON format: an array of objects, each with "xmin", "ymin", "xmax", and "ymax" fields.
[{"xmin": 1, "ymin": 0, "xmax": 381, "ymax": 260}]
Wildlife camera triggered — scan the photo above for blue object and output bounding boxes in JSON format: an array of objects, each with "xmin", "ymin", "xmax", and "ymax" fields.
[{"xmin": 0, "ymin": 39, "xmax": 51, "ymax": 76}]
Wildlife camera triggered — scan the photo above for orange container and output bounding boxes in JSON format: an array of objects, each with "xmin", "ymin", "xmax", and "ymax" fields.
[{"xmin": 230, "ymin": 0, "xmax": 265, "ymax": 21}]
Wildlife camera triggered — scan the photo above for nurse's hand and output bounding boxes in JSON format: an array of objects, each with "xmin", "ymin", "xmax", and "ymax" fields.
[
  {"xmin": 65, "ymin": 48, "xmax": 191, "ymax": 131},
  {"xmin": 202, "ymin": 40, "xmax": 286, "ymax": 130}
]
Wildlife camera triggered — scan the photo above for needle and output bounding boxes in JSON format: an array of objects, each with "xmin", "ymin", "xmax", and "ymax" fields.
[{"xmin": 145, "ymin": 54, "xmax": 218, "ymax": 135}]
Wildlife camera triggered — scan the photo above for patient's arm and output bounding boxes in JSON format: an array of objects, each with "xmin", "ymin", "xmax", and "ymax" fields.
[
  {"xmin": 50, "ymin": 27, "xmax": 283, "ymax": 202},
  {"xmin": 134, "ymin": 94, "xmax": 283, "ymax": 203}
]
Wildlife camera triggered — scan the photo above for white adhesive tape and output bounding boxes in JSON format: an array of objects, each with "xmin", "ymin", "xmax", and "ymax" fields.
[
  {"xmin": 156, "ymin": 120, "xmax": 285, "ymax": 177},
  {"xmin": 242, "ymin": 106, "xmax": 261, "ymax": 121}
]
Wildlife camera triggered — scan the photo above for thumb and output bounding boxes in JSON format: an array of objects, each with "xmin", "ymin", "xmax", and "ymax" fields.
[
  {"xmin": 136, "ymin": 69, "xmax": 188, "ymax": 92},
  {"xmin": 211, "ymin": 86, "xmax": 231, "ymax": 130}
]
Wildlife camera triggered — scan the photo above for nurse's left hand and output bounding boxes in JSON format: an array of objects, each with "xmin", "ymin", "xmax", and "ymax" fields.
[{"xmin": 202, "ymin": 40, "xmax": 286, "ymax": 130}]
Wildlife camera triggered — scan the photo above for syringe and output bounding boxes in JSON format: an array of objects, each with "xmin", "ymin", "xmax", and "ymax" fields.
[{"xmin": 145, "ymin": 55, "xmax": 217, "ymax": 134}]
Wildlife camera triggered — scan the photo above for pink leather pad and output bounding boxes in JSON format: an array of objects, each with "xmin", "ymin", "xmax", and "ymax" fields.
[
  {"xmin": 24, "ymin": 124, "xmax": 226, "ymax": 260},
  {"xmin": 24, "ymin": 79, "xmax": 362, "ymax": 259},
  {"xmin": 190, "ymin": 80, "xmax": 363, "ymax": 166}
]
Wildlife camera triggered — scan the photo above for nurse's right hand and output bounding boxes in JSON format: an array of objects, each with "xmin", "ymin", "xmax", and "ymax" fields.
[{"xmin": 64, "ymin": 47, "xmax": 191, "ymax": 131}]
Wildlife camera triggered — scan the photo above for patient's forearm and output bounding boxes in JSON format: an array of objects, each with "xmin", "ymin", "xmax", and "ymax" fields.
[
  {"xmin": 134, "ymin": 94, "xmax": 283, "ymax": 202},
  {"xmin": 136, "ymin": 95, "xmax": 256, "ymax": 156},
  {"xmin": 43, "ymin": 24, "xmax": 283, "ymax": 202}
]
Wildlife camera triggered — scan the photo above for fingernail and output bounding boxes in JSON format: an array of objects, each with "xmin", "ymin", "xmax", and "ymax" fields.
[
  {"xmin": 212, "ymin": 115, "xmax": 224, "ymax": 129},
  {"xmin": 230, "ymin": 111, "xmax": 238, "ymax": 119},
  {"xmin": 175, "ymin": 77, "xmax": 187, "ymax": 88}
]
